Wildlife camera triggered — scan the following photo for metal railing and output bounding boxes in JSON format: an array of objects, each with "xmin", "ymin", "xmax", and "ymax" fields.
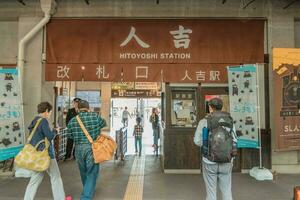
[
  {"xmin": 114, "ymin": 127, "xmax": 128, "ymax": 162},
  {"xmin": 54, "ymin": 128, "xmax": 68, "ymax": 161}
]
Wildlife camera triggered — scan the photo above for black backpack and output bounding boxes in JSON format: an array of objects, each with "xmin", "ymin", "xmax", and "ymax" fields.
[{"xmin": 204, "ymin": 111, "xmax": 235, "ymax": 163}]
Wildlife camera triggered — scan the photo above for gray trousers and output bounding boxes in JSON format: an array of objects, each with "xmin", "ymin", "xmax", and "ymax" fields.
[
  {"xmin": 202, "ymin": 161, "xmax": 233, "ymax": 200},
  {"xmin": 24, "ymin": 159, "xmax": 65, "ymax": 200}
]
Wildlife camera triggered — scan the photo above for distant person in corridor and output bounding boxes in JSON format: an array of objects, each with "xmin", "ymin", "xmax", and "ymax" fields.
[
  {"xmin": 65, "ymin": 97, "xmax": 81, "ymax": 161},
  {"xmin": 122, "ymin": 106, "xmax": 131, "ymax": 127},
  {"xmin": 150, "ymin": 107, "xmax": 159, "ymax": 156},
  {"xmin": 67, "ymin": 100, "xmax": 106, "ymax": 200},
  {"xmin": 194, "ymin": 98, "xmax": 237, "ymax": 200},
  {"xmin": 133, "ymin": 117, "xmax": 144, "ymax": 156}
]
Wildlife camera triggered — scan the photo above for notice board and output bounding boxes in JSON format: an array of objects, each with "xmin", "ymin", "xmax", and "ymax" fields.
[{"xmin": 0, "ymin": 68, "xmax": 24, "ymax": 161}]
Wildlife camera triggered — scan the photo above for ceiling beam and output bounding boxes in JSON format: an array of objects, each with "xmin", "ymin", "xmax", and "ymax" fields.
[
  {"xmin": 243, "ymin": 0, "xmax": 256, "ymax": 9},
  {"xmin": 17, "ymin": 0, "xmax": 26, "ymax": 6},
  {"xmin": 283, "ymin": 0, "xmax": 299, "ymax": 9}
]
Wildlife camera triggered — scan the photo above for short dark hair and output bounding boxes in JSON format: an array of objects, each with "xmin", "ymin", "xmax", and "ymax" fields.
[
  {"xmin": 152, "ymin": 108, "xmax": 156, "ymax": 113},
  {"xmin": 73, "ymin": 98, "xmax": 81, "ymax": 103},
  {"xmin": 37, "ymin": 102, "xmax": 53, "ymax": 114},
  {"xmin": 136, "ymin": 117, "xmax": 142, "ymax": 123},
  {"xmin": 78, "ymin": 100, "xmax": 89, "ymax": 110},
  {"xmin": 208, "ymin": 98, "xmax": 223, "ymax": 111}
]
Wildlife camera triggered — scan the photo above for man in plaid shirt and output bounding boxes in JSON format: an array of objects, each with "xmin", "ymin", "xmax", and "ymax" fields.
[
  {"xmin": 67, "ymin": 100, "xmax": 106, "ymax": 200},
  {"xmin": 133, "ymin": 117, "xmax": 143, "ymax": 156}
]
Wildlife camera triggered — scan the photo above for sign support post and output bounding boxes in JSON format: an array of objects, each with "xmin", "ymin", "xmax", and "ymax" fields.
[{"xmin": 249, "ymin": 64, "xmax": 273, "ymax": 181}]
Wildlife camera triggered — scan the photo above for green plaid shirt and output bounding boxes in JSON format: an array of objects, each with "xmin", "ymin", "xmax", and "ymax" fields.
[{"xmin": 67, "ymin": 111, "xmax": 106, "ymax": 145}]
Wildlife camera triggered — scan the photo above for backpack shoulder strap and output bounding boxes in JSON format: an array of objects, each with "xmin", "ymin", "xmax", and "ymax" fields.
[{"xmin": 205, "ymin": 114, "xmax": 212, "ymax": 130}]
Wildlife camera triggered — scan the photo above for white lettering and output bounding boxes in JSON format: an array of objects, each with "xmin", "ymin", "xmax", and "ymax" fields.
[
  {"xmin": 57, "ymin": 65, "xmax": 70, "ymax": 79},
  {"xmin": 181, "ymin": 70, "xmax": 192, "ymax": 81},
  {"xmin": 119, "ymin": 53, "xmax": 190, "ymax": 60},
  {"xmin": 96, "ymin": 65, "xmax": 109, "ymax": 79},
  {"xmin": 120, "ymin": 26, "xmax": 150, "ymax": 48},
  {"xmin": 284, "ymin": 125, "xmax": 288, "ymax": 132},
  {"xmin": 283, "ymin": 125, "xmax": 300, "ymax": 133},
  {"xmin": 210, "ymin": 71, "xmax": 221, "ymax": 81},
  {"xmin": 196, "ymin": 71, "xmax": 206, "ymax": 81},
  {"xmin": 170, "ymin": 25, "xmax": 193, "ymax": 49},
  {"xmin": 136, "ymin": 66, "xmax": 149, "ymax": 79}
]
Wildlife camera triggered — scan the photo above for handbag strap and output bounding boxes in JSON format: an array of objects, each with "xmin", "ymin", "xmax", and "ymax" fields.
[
  {"xmin": 76, "ymin": 116, "xmax": 94, "ymax": 144},
  {"xmin": 27, "ymin": 118, "xmax": 43, "ymax": 143},
  {"xmin": 34, "ymin": 138, "xmax": 50, "ymax": 149}
]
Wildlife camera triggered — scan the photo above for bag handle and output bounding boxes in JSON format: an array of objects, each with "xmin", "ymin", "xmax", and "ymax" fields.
[
  {"xmin": 76, "ymin": 116, "xmax": 94, "ymax": 144},
  {"xmin": 34, "ymin": 138, "xmax": 50, "ymax": 149},
  {"xmin": 27, "ymin": 118, "xmax": 43, "ymax": 143}
]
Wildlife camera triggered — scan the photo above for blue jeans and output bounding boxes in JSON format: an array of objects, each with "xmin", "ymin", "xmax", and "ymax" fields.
[
  {"xmin": 135, "ymin": 136, "xmax": 142, "ymax": 155},
  {"xmin": 75, "ymin": 144, "xmax": 100, "ymax": 200}
]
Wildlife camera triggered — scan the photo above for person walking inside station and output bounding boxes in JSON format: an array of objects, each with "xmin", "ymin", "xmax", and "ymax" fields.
[
  {"xmin": 24, "ymin": 102, "xmax": 67, "ymax": 200},
  {"xmin": 194, "ymin": 98, "xmax": 237, "ymax": 200},
  {"xmin": 67, "ymin": 100, "xmax": 106, "ymax": 200},
  {"xmin": 122, "ymin": 106, "xmax": 131, "ymax": 127},
  {"xmin": 65, "ymin": 97, "xmax": 81, "ymax": 161},
  {"xmin": 150, "ymin": 107, "xmax": 160, "ymax": 156},
  {"xmin": 133, "ymin": 117, "xmax": 144, "ymax": 156}
]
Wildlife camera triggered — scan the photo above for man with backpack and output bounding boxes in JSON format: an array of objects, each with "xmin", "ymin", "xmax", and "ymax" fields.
[{"xmin": 194, "ymin": 98, "xmax": 237, "ymax": 200}]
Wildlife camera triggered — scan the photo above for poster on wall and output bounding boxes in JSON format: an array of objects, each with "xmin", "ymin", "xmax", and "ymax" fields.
[
  {"xmin": 228, "ymin": 64, "xmax": 259, "ymax": 148},
  {"xmin": 0, "ymin": 68, "xmax": 24, "ymax": 161},
  {"xmin": 273, "ymin": 48, "xmax": 300, "ymax": 151}
]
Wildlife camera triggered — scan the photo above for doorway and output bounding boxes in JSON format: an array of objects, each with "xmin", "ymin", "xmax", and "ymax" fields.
[{"xmin": 111, "ymin": 98, "xmax": 161, "ymax": 155}]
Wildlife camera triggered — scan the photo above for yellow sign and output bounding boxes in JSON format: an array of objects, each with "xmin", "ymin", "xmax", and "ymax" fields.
[
  {"xmin": 273, "ymin": 48, "xmax": 300, "ymax": 75},
  {"xmin": 112, "ymin": 82, "xmax": 134, "ymax": 90}
]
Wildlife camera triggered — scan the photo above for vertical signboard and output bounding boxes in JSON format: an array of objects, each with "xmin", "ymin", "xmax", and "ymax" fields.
[
  {"xmin": 273, "ymin": 48, "xmax": 300, "ymax": 151},
  {"xmin": 0, "ymin": 68, "xmax": 24, "ymax": 161},
  {"xmin": 228, "ymin": 64, "xmax": 259, "ymax": 148}
]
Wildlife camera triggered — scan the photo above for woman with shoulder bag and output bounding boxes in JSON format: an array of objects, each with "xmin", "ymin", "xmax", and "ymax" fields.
[{"xmin": 23, "ymin": 102, "xmax": 69, "ymax": 200}]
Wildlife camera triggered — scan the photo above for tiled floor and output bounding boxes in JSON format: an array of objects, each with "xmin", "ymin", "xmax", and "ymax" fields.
[{"xmin": 0, "ymin": 155, "xmax": 299, "ymax": 200}]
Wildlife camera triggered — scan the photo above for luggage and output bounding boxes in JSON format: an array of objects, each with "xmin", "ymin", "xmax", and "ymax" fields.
[
  {"xmin": 205, "ymin": 111, "xmax": 235, "ymax": 163},
  {"xmin": 76, "ymin": 116, "xmax": 117, "ymax": 163},
  {"xmin": 15, "ymin": 118, "xmax": 50, "ymax": 172}
]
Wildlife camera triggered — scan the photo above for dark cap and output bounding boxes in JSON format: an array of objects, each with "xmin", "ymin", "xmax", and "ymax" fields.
[
  {"xmin": 73, "ymin": 98, "xmax": 81, "ymax": 102},
  {"xmin": 208, "ymin": 98, "xmax": 223, "ymax": 110},
  {"xmin": 78, "ymin": 100, "xmax": 89, "ymax": 110}
]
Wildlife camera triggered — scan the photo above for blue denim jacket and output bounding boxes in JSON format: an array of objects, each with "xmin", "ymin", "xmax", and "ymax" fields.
[{"xmin": 28, "ymin": 116, "xmax": 56, "ymax": 159}]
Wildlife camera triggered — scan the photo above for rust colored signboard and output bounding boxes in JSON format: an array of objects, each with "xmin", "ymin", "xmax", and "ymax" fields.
[
  {"xmin": 46, "ymin": 63, "xmax": 230, "ymax": 83},
  {"xmin": 273, "ymin": 48, "xmax": 300, "ymax": 151},
  {"xmin": 46, "ymin": 19, "xmax": 264, "ymax": 82}
]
